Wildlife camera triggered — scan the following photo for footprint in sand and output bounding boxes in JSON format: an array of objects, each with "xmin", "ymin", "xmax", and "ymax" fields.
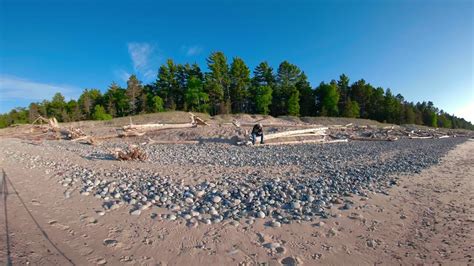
[
  {"xmin": 94, "ymin": 258, "xmax": 107, "ymax": 265},
  {"xmin": 79, "ymin": 246, "xmax": 95, "ymax": 256}
]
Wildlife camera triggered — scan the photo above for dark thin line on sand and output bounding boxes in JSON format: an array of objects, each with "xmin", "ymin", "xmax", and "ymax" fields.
[
  {"xmin": 2, "ymin": 169, "xmax": 75, "ymax": 265},
  {"xmin": 1, "ymin": 169, "xmax": 13, "ymax": 266}
]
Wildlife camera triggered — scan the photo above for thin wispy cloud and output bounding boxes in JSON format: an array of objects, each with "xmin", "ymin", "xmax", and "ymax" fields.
[
  {"xmin": 114, "ymin": 69, "xmax": 132, "ymax": 83},
  {"xmin": 182, "ymin": 45, "xmax": 203, "ymax": 56},
  {"xmin": 0, "ymin": 75, "xmax": 80, "ymax": 102},
  {"xmin": 126, "ymin": 42, "xmax": 160, "ymax": 81}
]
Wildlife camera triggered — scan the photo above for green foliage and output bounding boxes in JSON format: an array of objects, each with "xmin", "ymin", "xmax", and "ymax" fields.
[
  {"xmin": 287, "ymin": 90, "xmax": 300, "ymax": 116},
  {"xmin": 350, "ymin": 79, "xmax": 373, "ymax": 118},
  {"xmin": 104, "ymin": 82, "xmax": 129, "ymax": 117},
  {"xmin": 229, "ymin": 57, "xmax": 251, "ymax": 113},
  {"xmin": 417, "ymin": 101, "xmax": 438, "ymax": 127},
  {"xmin": 250, "ymin": 62, "xmax": 275, "ymax": 113},
  {"xmin": 156, "ymin": 59, "xmax": 178, "ymax": 110},
  {"xmin": 151, "ymin": 96, "xmax": 164, "ymax": 112},
  {"xmin": 273, "ymin": 61, "xmax": 302, "ymax": 116},
  {"xmin": 66, "ymin": 100, "xmax": 82, "ymax": 121},
  {"xmin": 342, "ymin": 99, "xmax": 360, "ymax": 118},
  {"xmin": 403, "ymin": 104, "xmax": 416, "ymax": 124},
  {"xmin": 126, "ymin": 74, "xmax": 144, "ymax": 114},
  {"xmin": 0, "ymin": 107, "xmax": 29, "ymax": 128},
  {"xmin": 296, "ymin": 73, "xmax": 315, "ymax": 116},
  {"xmin": 315, "ymin": 82, "xmax": 340, "ymax": 116},
  {"xmin": 205, "ymin": 51, "xmax": 230, "ymax": 114},
  {"xmin": 185, "ymin": 77, "xmax": 209, "ymax": 113},
  {"xmin": 337, "ymin": 74, "xmax": 350, "ymax": 113},
  {"xmin": 0, "ymin": 114, "xmax": 8, "ymax": 128},
  {"xmin": 92, "ymin": 105, "xmax": 112, "ymax": 120},
  {"xmin": 254, "ymin": 86, "xmax": 272, "ymax": 115},
  {"xmin": 252, "ymin": 62, "xmax": 275, "ymax": 87},
  {"xmin": 437, "ymin": 112, "xmax": 452, "ymax": 128},
  {"xmin": 368, "ymin": 87, "xmax": 385, "ymax": 121},
  {"xmin": 47, "ymin": 92, "xmax": 67, "ymax": 121},
  {"xmin": 78, "ymin": 89, "xmax": 102, "ymax": 119}
]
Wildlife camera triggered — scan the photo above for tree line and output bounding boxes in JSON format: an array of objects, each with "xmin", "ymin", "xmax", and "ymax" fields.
[{"xmin": 1, "ymin": 51, "xmax": 473, "ymax": 130}]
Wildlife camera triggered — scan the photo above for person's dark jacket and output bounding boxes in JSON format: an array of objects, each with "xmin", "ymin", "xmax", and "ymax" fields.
[{"xmin": 251, "ymin": 124, "xmax": 263, "ymax": 135}]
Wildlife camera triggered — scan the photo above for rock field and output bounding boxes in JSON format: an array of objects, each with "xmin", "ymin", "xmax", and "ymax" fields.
[{"xmin": 2, "ymin": 138, "xmax": 467, "ymax": 227}]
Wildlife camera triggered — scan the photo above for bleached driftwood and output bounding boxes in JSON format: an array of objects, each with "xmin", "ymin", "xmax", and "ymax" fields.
[
  {"xmin": 409, "ymin": 136, "xmax": 433, "ymax": 139},
  {"xmin": 122, "ymin": 113, "xmax": 207, "ymax": 132},
  {"xmin": 48, "ymin": 117, "xmax": 60, "ymax": 130},
  {"xmin": 232, "ymin": 120, "xmax": 241, "ymax": 128},
  {"xmin": 143, "ymin": 139, "xmax": 200, "ymax": 145},
  {"xmin": 119, "ymin": 131, "xmax": 147, "ymax": 137},
  {"xmin": 71, "ymin": 135, "xmax": 97, "ymax": 145},
  {"xmin": 261, "ymin": 138, "xmax": 348, "ymax": 146},
  {"xmin": 123, "ymin": 123, "xmax": 197, "ymax": 131},
  {"xmin": 264, "ymin": 127, "xmax": 328, "ymax": 141},
  {"xmin": 31, "ymin": 115, "xmax": 92, "ymax": 141},
  {"xmin": 237, "ymin": 127, "xmax": 329, "ymax": 145},
  {"xmin": 193, "ymin": 114, "xmax": 209, "ymax": 126},
  {"xmin": 350, "ymin": 136, "xmax": 398, "ymax": 141},
  {"xmin": 114, "ymin": 146, "xmax": 147, "ymax": 161}
]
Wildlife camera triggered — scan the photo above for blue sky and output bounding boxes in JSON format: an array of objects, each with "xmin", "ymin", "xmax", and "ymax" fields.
[{"xmin": 0, "ymin": 0, "xmax": 473, "ymax": 121}]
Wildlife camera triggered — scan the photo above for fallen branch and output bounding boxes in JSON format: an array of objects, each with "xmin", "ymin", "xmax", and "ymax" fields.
[
  {"xmin": 70, "ymin": 136, "xmax": 97, "ymax": 145},
  {"xmin": 114, "ymin": 146, "xmax": 147, "ymax": 161}
]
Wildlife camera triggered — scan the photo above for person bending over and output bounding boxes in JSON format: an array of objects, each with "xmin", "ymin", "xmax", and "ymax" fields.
[{"xmin": 251, "ymin": 123, "xmax": 264, "ymax": 145}]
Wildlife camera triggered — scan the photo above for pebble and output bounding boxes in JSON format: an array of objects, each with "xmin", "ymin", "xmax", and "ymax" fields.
[
  {"xmin": 103, "ymin": 239, "xmax": 118, "ymax": 247},
  {"xmin": 291, "ymin": 201, "xmax": 301, "ymax": 209},
  {"xmin": 280, "ymin": 256, "xmax": 301, "ymax": 265},
  {"xmin": 271, "ymin": 221, "xmax": 282, "ymax": 228},
  {"xmin": 263, "ymin": 242, "xmax": 280, "ymax": 249},
  {"xmin": 367, "ymin": 239, "xmax": 377, "ymax": 248},
  {"xmin": 212, "ymin": 196, "xmax": 222, "ymax": 203},
  {"xmin": 275, "ymin": 246, "xmax": 286, "ymax": 254},
  {"xmin": 87, "ymin": 217, "xmax": 97, "ymax": 224},
  {"xmin": 327, "ymin": 228, "xmax": 337, "ymax": 237},
  {"xmin": 130, "ymin": 210, "xmax": 141, "ymax": 216}
]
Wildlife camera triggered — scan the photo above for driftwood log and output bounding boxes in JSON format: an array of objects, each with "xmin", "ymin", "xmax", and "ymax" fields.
[
  {"xmin": 350, "ymin": 136, "xmax": 398, "ymax": 141},
  {"xmin": 261, "ymin": 138, "xmax": 348, "ymax": 146},
  {"xmin": 122, "ymin": 113, "xmax": 207, "ymax": 134},
  {"xmin": 264, "ymin": 127, "xmax": 328, "ymax": 141}
]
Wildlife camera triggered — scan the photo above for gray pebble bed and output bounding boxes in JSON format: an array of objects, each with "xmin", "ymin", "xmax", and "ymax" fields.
[{"xmin": 2, "ymin": 138, "xmax": 466, "ymax": 226}]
